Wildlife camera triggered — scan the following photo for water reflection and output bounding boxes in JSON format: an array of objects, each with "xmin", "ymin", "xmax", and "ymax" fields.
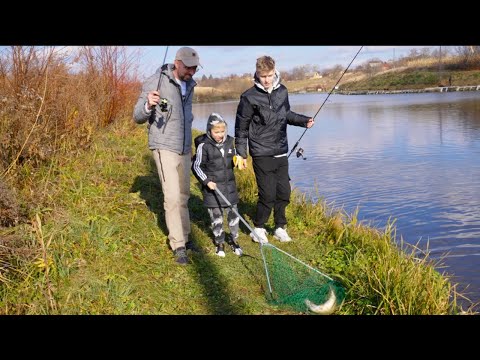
[{"xmin": 193, "ymin": 91, "xmax": 480, "ymax": 308}]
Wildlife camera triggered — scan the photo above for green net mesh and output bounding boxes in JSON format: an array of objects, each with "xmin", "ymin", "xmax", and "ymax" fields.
[{"xmin": 261, "ymin": 243, "xmax": 346, "ymax": 314}]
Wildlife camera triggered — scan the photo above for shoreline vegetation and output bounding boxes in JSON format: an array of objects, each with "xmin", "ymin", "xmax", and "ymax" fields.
[
  {"xmin": 1, "ymin": 46, "xmax": 479, "ymax": 314},
  {"xmin": 336, "ymin": 84, "xmax": 480, "ymax": 95},
  {"xmin": 194, "ymin": 57, "xmax": 480, "ymax": 103},
  {"xmin": 196, "ymin": 82, "xmax": 480, "ymax": 102}
]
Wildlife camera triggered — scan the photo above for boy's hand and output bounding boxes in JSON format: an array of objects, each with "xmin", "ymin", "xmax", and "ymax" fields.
[
  {"xmin": 233, "ymin": 155, "xmax": 246, "ymax": 170},
  {"xmin": 241, "ymin": 158, "xmax": 247, "ymax": 170}
]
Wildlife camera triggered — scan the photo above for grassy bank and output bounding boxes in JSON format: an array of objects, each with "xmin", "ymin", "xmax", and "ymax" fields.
[
  {"xmin": 340, "ymin": 69, "xmax": 480, "ymax": 91},
  {"xmin": 195, "ymin": 67, "xmax": 480, "ymax": 103},
  {"xmin": 0, "ymin": 123, "xmax": 472, "ymax": 314}
]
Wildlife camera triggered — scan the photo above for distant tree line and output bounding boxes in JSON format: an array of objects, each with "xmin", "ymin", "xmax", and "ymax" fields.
[{"xmin": 198, "ymin": 46, "xmax": 480, "ymax": 85}]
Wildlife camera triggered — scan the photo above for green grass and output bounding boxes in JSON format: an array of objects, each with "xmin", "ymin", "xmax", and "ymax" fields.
[
  {"xmin": 341, "ymin": 69, "xmax": 480, "ymax": 91},
  {"xmin": 0, "ymin": 123, "xmax": 475, "ymax": 314}
]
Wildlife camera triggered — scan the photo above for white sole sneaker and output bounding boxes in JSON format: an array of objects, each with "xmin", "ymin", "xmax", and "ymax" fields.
[
  {"xmin": 250, "ymin": 232, "xmax": 268, "ymax": 244},
  {"xmin": 273, "ymin": 235, "xmax": 292, "ymax": 242},
  {"xmin": 273, "ymin": 228, "xmax": 292, "ymax": 242}
]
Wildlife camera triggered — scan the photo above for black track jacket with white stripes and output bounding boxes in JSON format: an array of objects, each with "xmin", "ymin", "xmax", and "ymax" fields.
[{"xmin": 191, "ymin": 133, "xmax": 239, "ymax": 208}]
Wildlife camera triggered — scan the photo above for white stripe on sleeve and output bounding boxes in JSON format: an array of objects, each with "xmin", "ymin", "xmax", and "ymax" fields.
[{"xmin": 193, "ymin": 143, "xmax": 208, "ymax": 182}]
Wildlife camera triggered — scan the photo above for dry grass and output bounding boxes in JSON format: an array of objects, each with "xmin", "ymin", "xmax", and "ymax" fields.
[
  {"xmin": 0, "ymin": 46, "xmax": 141, "ymax": 220},
  {"xmin": 0, "ymin": 47, "xmax": 142, "ymax": 304},
  {"xmin": 195, "ymin": 86, "xmax": 225, "ymax": 95},
  {"xmin": 404, "ymin": 55, "xmax": 459, "ymax": 68},
  {"xmin": 0, "ymin": 46, "xmax": 140, "ymax": 176}
]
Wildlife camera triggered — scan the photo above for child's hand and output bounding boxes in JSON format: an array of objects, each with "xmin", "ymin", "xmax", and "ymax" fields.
[{"xmin": 207, "ymin": 181, "xmax": 216, "ymax": 190}]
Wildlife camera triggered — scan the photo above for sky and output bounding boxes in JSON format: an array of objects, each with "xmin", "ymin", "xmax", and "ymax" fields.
[
  {"xmin": 0, "ymin": 45, "xmax": 447, "ymax": 80},
  {"xmin": 136, "ymin": 46, "xmax": 441, "ymax": 79}
]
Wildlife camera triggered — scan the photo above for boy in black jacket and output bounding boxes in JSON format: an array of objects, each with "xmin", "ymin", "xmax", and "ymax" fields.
[
  {"xmin": 192, "ymin": 113, "xmax": 243, "ymax": 257},
  {"xmin": 235, "ymin": 55, "xmax": 315, "ymax": 243}
]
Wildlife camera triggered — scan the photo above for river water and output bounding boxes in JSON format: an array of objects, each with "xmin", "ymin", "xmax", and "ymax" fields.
[{"xmin": 193, "ymin": 91, "xmax": 480, "ymax": 309}]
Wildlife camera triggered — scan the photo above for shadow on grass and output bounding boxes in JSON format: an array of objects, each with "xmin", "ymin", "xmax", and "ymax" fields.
[
  {"xmin": 190, "ymin": 181, "xmax": 275, "ymax": 304},
  {"xmin": 131, "ymin": 154, "xmax": 258, "ymax": 314},
  {"xmin": 189, "ymin": 182, "xmax": 264, "ymax": 314},
  {"xmin": 130, "ymin": 156, "xmax": 168, "ymax": 245}
]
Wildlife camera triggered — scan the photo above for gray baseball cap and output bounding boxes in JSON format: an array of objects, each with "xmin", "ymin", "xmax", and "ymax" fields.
[{"xmin": 175, "ymin": 47, "xmax": 201, "ymax": 67}]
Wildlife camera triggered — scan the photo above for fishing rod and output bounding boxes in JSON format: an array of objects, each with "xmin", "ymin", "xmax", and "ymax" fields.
[
  {"xmin": 155, "ymin": 46, "xmax": 169, "ymax": 112},
  {"xmin": 288, "ymin": 46, "xmax": 364, "ymax": 160}
]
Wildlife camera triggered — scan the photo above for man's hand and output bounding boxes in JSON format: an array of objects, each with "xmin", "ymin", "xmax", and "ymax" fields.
[
  {"xmin": 147, "ymin": 90, "xmax": 160, "ymax": 109},
  {"xmin": 306, "ymin": 118, "xmax": 315, "ymax": 128}
]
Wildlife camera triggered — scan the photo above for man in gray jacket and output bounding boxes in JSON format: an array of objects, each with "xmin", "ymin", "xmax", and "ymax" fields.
[{"xmin": 133, "ymin": 47, "xmax": 200, "ymax": 265}]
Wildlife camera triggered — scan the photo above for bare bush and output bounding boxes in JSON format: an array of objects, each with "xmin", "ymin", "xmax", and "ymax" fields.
[
  {"xmin": 0, "ymin": 46, "xmax": 140, "ymax": 172},
  {"xmin": 0, "ymin": 46, "xmax": 141, "ymax": 218},
  {"xmin": 76, "ymin": 46, "xmax": 141, "ymax": 127}
]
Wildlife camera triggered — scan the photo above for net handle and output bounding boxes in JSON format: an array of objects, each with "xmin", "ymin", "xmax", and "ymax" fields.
[
  {"xmin": 214, "ymin": 187, "xmax": 260, "ymax": 239},
  {"xmin": 214, "ymin": 187, "xmax": 273, "ymax": 293},
  {"xmin": 215, "ymin": 188, "xmax": 334, "ymax": 282}
]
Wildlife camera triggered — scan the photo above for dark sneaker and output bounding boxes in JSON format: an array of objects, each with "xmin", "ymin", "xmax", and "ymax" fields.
[
  {"xmin": 231, "ymin": 242, "xmax": 243, "ymax": 256},
  {"xmin": 186, "ymin": 240, "xmax": 200, "ymax": 253},
  {"xmin": 215, "ymin": 243, "xmax": 226, "ymax": 257},
  {"xmin": 227, "ymin": 237, "xmax": 243, "ymax": 256},
  {"xmin": 174, "ymin": 246, "xmax": 189, "ymax": 265}
]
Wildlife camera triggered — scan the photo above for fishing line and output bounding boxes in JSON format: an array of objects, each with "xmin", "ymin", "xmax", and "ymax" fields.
[{"xmin": 288, "ymin": 46, "xmax": 364, "ymax": 159}]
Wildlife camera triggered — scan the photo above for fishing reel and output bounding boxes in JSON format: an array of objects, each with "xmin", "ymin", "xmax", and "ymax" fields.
[
  {"xmin": 159, "ymin": 98, "xmax": 168, "ymax": 112},
  {"xmin": 296, "ymin": 147, "xmax": 307, "ymax": 160}
]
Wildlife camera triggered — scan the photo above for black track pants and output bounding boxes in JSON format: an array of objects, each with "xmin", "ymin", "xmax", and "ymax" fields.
[{"xmin": 252, "ymin": 156, "xmax": 290, "ymax": 229}]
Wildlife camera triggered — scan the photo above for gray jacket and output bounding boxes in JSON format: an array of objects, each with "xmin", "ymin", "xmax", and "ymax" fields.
[{"xmin": 133, "ymin": 64, "xmax": 197, "ymax": 154}]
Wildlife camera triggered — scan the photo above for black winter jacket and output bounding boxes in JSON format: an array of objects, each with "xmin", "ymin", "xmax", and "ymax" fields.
[
  {"xmin": 191, "ymin": 134, "xmax": 239, "ymax": 208},
  {"xmin": 235, "ymin": 75, "xmax": 310, "ymax": 158}
]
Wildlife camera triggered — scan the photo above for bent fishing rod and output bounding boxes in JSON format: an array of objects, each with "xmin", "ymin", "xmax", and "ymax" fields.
[{"xmin": 288, "ymin": 46, "xmax": 364, "ymax": 159}]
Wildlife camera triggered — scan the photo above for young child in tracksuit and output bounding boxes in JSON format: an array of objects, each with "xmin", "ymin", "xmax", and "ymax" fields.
[{"xmin": 191, "ymin": 113, "xmax": 243, "ymax": 257}]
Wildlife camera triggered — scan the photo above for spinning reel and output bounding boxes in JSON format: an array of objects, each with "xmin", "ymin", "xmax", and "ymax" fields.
[
  {"xmin": 296, "ymin": 147, "xmax": 307, "ymax": 160},
  {"xmin": 159, "ymin": 98, "xmax": 168, "ymax": 112}
]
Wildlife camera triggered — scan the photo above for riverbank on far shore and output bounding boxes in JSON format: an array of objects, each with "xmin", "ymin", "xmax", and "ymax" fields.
[{"xmin": 336, "ymin": 85, "xmax": 480, "ymax": 95}]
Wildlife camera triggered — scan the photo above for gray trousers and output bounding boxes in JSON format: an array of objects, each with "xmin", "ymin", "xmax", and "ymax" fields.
[
  {"xmin": 207, "ymin": 206, "xmax": 239, "ymax": 245},
  {"xmin": 152, "ymin": 149, "xmax": 191, "ymax": 251}
]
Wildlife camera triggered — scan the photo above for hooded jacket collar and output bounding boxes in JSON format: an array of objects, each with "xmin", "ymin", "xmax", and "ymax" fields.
[
  {"xmin": 157, "ymin": 63, "xmax": 197, "ymax": 87},
  {"xmin": 253, "ymin": 69, "xmax": 281, "ymax": 93},
  {"xmin": 206, "ymin": 113, "xmax": 227, "ymax": 145}
]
